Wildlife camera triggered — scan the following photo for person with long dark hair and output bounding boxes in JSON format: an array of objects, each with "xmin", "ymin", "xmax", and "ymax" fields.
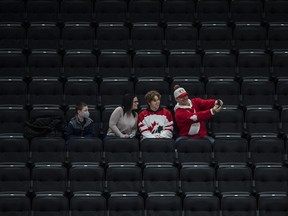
[{"xmin": 106, "ymin": 94, "xmax": 139, "ymax": 138}]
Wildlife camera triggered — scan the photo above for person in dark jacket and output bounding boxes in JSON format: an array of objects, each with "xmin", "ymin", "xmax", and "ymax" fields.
[{"xmin": 67, "ymin": 102, "xmax": 95, "ymax": 141}]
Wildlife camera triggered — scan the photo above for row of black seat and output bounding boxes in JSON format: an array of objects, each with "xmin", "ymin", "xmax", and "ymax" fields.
[
  {"xmin": 1, "ymin": 104, "xmax": 288, "ymax": 138},
  {"xmin": 0, "ymin": 137, "xmax": 287, "ymax": 165},
  {"xmin": 1, "ymin": 0, "xmax": 287, "ymax": 23},
  {"xmin": 1, "ymin": 49, "xmax": 288, "ymax": 80},
  {"xmin": 1, "ymin": 162, "xmax": 288, "ymax": 195},
  {"xmin": 2, "ymin": 21, "xmax": 288, "ymax": 51},
  {"xmin": 0, "ymin": 191, "xmax": 287, "ymax": 216},
  {"xmin": 1, "ymin": 78, "xmax": 288, "ymax": 108}
]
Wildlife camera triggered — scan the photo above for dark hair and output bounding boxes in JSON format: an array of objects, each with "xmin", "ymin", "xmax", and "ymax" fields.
[
  {"xmin": 122, "ymin": 94, "xmax": 137, "ymax": 117},
  {"xmin": 75, "ymin": 102, "xmax": 87, "ymax": 114}
]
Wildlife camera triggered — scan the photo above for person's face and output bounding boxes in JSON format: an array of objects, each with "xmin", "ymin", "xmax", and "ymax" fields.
[
  {"xmin": 148, "ymin": 95, "xmax": 160, "ymax": 111},
  {"xmin": 132, "ymin": 97, "xmax": 139, "ymax": 110},
  {"xmin": 78, "ymin": 106, "xmax": 89, "ymax": 118},
  {"xmin": 176, "ymin": 95, "xmax": 189, "ymax": 106}
]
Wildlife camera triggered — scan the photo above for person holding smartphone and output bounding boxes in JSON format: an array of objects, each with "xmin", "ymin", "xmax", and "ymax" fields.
[{"xmin": 173, "ymin": 85, "xmax": 223, "ymax": 143}]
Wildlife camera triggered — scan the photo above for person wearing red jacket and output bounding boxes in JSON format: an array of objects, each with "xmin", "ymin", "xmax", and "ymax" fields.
[
  {"xmin": 138, "ymin": 90, "xmax": 174, "ymax": 139},
  {"xmin": 173, "ymin": 85, "xmax": 223, "ymax": 143}
]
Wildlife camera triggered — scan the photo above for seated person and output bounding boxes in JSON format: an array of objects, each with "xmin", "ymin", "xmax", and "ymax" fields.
[
  {"xmin": 106, "ymin": 94, "xmax": 139, "ymax": 138},
  {"xmin": 138, "ymin": 90, "xmax": 174, "ymax": 139},
  {"xmin": 67, "ymin": 102, "xmax": 95, "ymax": 140},
  {"xmin": 173, "ymin": 85, "xmax": 223, "ymax": 143}
]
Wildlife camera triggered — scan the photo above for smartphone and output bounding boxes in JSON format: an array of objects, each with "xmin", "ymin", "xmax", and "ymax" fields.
[{"xmin": 216, "ymin": 99, "xmax": 221, "ymax": 106}]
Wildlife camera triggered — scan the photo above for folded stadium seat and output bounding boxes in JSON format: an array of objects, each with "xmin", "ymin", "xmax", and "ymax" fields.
[
  {"xmin": 245, "ymin": 106, "xmax": 280, "ymax": 138},
  {"xmin": 94, "ymin": 0, "xmax": 128, "ymax": 23},
  {"xmin": 131, "ymin": 23, "xmax": 164, "ymax": 51},
  {"xmin": 68, "ymin": 137, "xmax": 103, "ymax": 164},
  {"xmin": 60, "ymin": 0, "xmax": 93, "ymax": 22},
  {"xmin": 128, "ymin": 0, "xmax": 162, "ymax": 23},
  {"xmin": 258, "ymin": 193, "xmax": 288, "ymax": 216},
  {"xmin": 99, "ymin": 78, "xmax": 134, "ymax": 108},
  {"xmin": 199, "ymin": 23, "xmax": 232, "ymax": 51},
  {"xmin": 196, "ymin": 0, "xmax": 230, "ymax": 23},
  {"xmin": 145, "ymin": 193, "xmax": 182, "ymax": 216},
  {"xmin": 221, "ymin": 193, "xmax": 257, "ymax": 216},
  {"xmin": 168, "ymin": 50, "xmax": 202, "ymax": 79},
  {"xmin": 237, "ymin": 50, "xmax": 271, "ymax": 79},
  {"xmin": 241, "ymin": 79, "xmax": 275, "ymax": 107},
  {"xmin": 209, "ymin": 107, "xmax": 244, "ymax": 138},
  {"xmin": 0, "ymin": 78, "xmax": 27, "ymax": 106},
  {"xmin": 64, "ymin": 79, "xmax": 98, "ymax": 107},
  {"xmin": 0, "ymin": 136, "xmax": 29, "ymax": 164},
  {"xmin": 264, "ymin": 0, "xmax": 288, "ymax": 23},
  {"xmin": 0, "ymin": 106, "xmax": 28, "ymax": 136},
  {"xmin": 183, "ymin": 193, "xmax": 219, "ymax": 216},
  {"xmin": 27, "ymin": 23, "xmax": 60, "ymax": 50},
  {"xmin": 233, "ymin": 22, "xmax": 267, "ymax": 51},
  {"xmin": 272, "ymin": 50, "xmax": 288, "ymax": 80},
  {"xmin": 32, "ymin": 192, "xmax": 69, "ymax": 216},
  {"xmin": 0, "ymin": 192, "xmax": 30, "ymax": 216},
  {"xmin": 135, "ymin": 78, "xmax": 170, "ymax": 108},
  {"xmin": 101, "ymin": 106, "xmax": 115, "ymax": 136},
  {"xmin": 106, "ymin": 164, "xmax": 142, "ymax": 193},
  {"xmin": 163, "ymin": 0, "xmax": 196, "ymax": 23},
  {"xmin": 108, "ymin": 192, "xmax": 144, "ymax": 216},
  {"xmin": 165, "ymin": 23, "xmax": 198, "ymax": 51},
  {"xmin": 180, "ymin": 164, "xmax": 215, "ymax": 194},
  {"xmin": 281, "ymin": 106, "xmax": 288, "ymax": 137},
  {"xmin": 28, "ymin": 78, "xmax": 64, "ymax": 106},
  {"xmin": 96, "ymin": 23, "xmax": 130, "ymax": 50},
  {"xmin": 206, "ymin": 79, "xmax": 240, "ymax": 107},
  {"xmin": 68, "ymin": 163, "xmax": 104, "ymax": 193},
  {"xmin": 254, "ymin": 165, "xmax": 288, "ymax": 194},
  {"xmin": 140, "ymin": 138, "xmax": 176, "ymax": 165},
  {"xmin": 230, "ymin": 0, "xmax": 264, "ymax": 22},
  {"xmin": 31, "ymin": 164, "xmax": 67, "ymax": 193},
  {"xmin": 176, "ymin": 138, "xmax": 212, "ymax": 165},
  {"xmin": 62, "ymin": 22, "xmax": 95, "ymax": 50},
  {"xmin": 0, "ymin": 164, "xmax": 30, "ymax": 193},
  {"xmin": 133, "ymin": 51, "xmax": 167, "ymax": 78},
  {"xmin": 0, "ymin": 0, "xmax": 26, "ymax": 22},
  {"xmin": 70, "ymin": 192, "xmax": 106, "ymax": 216},
  {"xmin": 268, "ymin": 23, "xmax": 288, "ymax": 50},
  {"xmin": 143, "ymin": 164, "xmax": 179, "ymax": 193},
  {"xmin": 30, "ymin": 137, "xmax": 66, "ymax": 163},
  {"xmin": 28, "ymin": 50, "xmax": 62, "ymax": 79},
  {"xmin": 171, "ymin": 78, "xmax": 205, "ymax": 102},
  {"xmin": 63, "ymin": 50, "xmax": 97, "ymax": 79},
  {"xmin": 28, "ymin": 104, "xmax": 67, "ymax": 137},
  {"xmin": 249, "ymin": 137, "xmax": 285, "ymax": 165},
  {"xmin": 30, "ymin": 105, "xmax": 65, "ymax": 119},
  {"xmin": 213, "ymin": 137, "xmax": 249, "ymax": 165},
  {"xmin": 0, "ymin": 49, "xmax": 27, "ymax": 79},
  {"xmin": 104, "ymin": 138, "xmax": 140, "ymax": 164},
  {"xmin": 0, "ymin": 23, "xmax": 26, "ymax": 49},
  {"xmin": 216, "ymin": 164, "xmax": 253, "ymax": 195},
  {"xmin": 27, "ymin": 0, "xmax": 59, "ymax": 23},
  {"xmin": 97, "ymin": 50, "xmax": 132, "ymax": 79},
  {"xmin": 202, "ymin": 51, "xmax": 237, "ymax": 79}
]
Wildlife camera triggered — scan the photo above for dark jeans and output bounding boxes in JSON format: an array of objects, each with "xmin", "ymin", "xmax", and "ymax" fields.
[{"xmin": 175, "ymin": 135, "xmax": 215, "ymax": 144}]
